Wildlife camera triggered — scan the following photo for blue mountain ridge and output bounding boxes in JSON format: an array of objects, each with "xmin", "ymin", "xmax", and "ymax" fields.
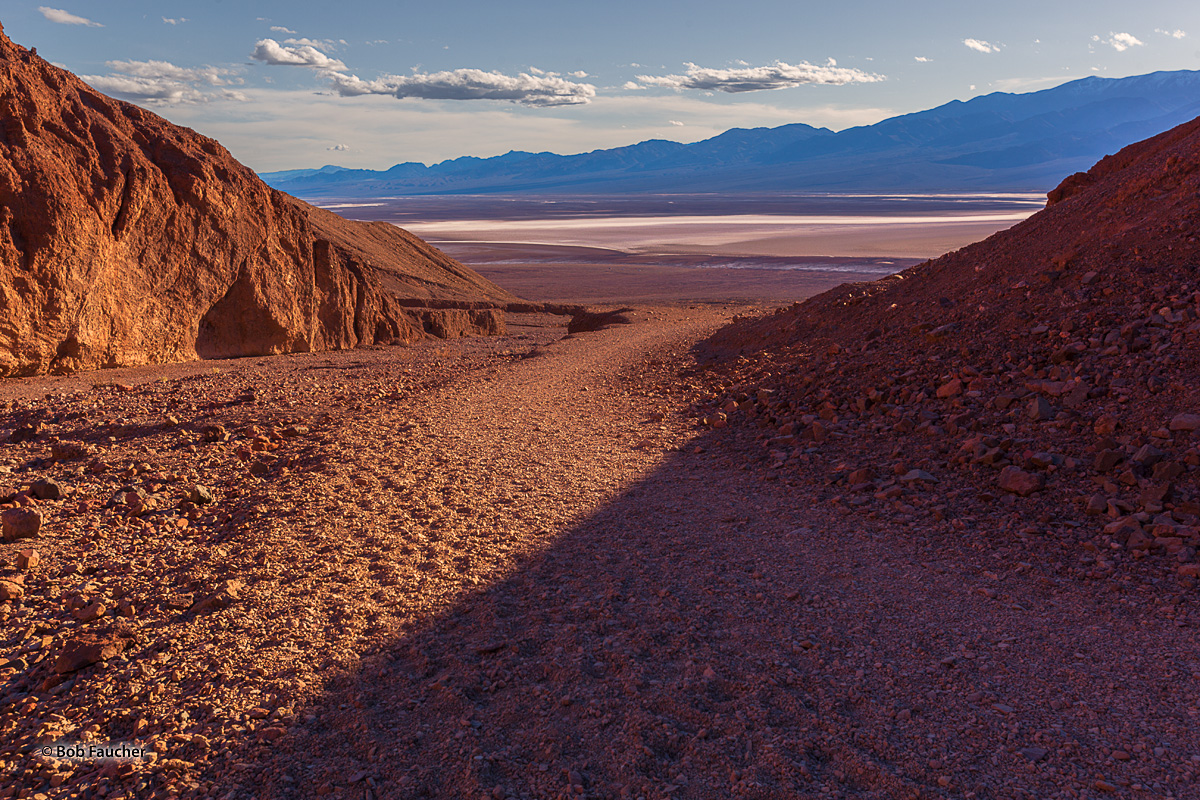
[{"xmin": 261, "ymin": 70, "xmax": 1200, "ymax": 197}]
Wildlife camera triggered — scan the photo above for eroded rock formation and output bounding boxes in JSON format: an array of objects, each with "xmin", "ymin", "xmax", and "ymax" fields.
[{"xmin": 0, "ymin": 23, "xmax": 513, "ymax": 376}]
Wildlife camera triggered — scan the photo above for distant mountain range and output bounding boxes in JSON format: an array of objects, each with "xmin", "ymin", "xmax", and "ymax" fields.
[{"xmin": 262, "ymin": 70, "xmax": 1200, "ymax": 197}]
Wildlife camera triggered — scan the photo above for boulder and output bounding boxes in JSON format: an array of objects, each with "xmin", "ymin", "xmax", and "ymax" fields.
[{"xmin": 2, "ymin": 508, "xmax": 43, "ymax": 541}]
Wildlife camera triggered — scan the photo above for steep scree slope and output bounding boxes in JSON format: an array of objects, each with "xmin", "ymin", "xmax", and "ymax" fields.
[{"xmin": 701, "ymin": 116, "xmax": 1200, "ymax": 579}]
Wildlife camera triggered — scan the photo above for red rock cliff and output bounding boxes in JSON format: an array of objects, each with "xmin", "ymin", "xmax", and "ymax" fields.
[{"xmin": 0, "ymin": 23, "xmax": 513, "ymax": 376}]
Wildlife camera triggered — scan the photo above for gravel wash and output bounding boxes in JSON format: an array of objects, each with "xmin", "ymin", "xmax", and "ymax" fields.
[{"xmin": 2, "ymin": 306, "xmax": 1197, "ymax": 800}]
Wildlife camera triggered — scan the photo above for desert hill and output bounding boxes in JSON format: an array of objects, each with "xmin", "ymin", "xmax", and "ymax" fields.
[
  {"xmin": 0, "ymin": 23, "xmax": 513, "ymax": 378},
  {"xmin": 701, "ymin": 114, "xmax": 1200, "ymax": 573}
]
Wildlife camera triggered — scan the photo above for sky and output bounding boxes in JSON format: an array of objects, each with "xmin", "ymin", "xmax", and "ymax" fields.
[{"xmin": 4, "ymin": 2, "xmax": 1200, "ymax": 171}]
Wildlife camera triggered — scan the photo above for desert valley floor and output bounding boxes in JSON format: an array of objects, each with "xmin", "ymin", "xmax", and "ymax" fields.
[{"xmin": 2, "ymin": 292, "xmax": 1198, "ymax": 800}]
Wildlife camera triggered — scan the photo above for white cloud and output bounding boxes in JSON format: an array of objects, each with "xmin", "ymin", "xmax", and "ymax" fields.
[
  {"xmin": 38, "ymin": 6, "xmax": 102, "ymax": 27},
  {"xmin": 326, "ymin": 68, "xmax": 597, "ymax": 107},
  {"xmin": 991, "ymin": 75, "xmax": 1073, "ymax": 92},
  {"xmin": 569, "ymin": 71, "xmax": 588, "ymax": 78},
  {"xmin": 1097, "ymin": 32, "xmax": 1144, "ymax": 51},
  {"xmin": 914, "ymin": 56, "xmax": 932, "ymax": 62},
  {"xmin": 963, "ymin": 38, "xmax": 1000, "ymax": 54},
  {"xmin": 622, "ymin": 81, "xmax": 641, "ymax": 90},
  {"xmin": 285, "ymin": 37, "xmax": 340, "ymax": 51},
  {"xmin": 636, "ymin": 61, "xmax": 883, "ymax": 93},
  {"xmin": 669, "ymin": 120, "xmax": 684, "ymax": 126},
  {"xmin": 327, "ymin": 143, "xmax": 350, "ymax": 151},
  {"xmin": 162, "ymin": 17, "xmax": 187, "ymax": 25},
  {"xmin": 251, "ymin": 39, "xmax": 347, "ymax": 71},
  {"xmin": 270, "ymin": 26, "xmax": 297, "ymax": 34},
  {"xmin": 1155, "ymin": 28, "xmax": 1186, "ymax": 39},
  {"xmin": 81, "ymin": 60, "xmax": 246, "ymax": 105},
  {"xmin": 104, "ymin": 59, "xmax": 237, "ymax": 86}
]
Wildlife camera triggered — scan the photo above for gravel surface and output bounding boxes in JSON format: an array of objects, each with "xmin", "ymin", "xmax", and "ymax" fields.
[{"xmin": 2, "ymin": 306, "xmax": 1198, "ymax": 800}]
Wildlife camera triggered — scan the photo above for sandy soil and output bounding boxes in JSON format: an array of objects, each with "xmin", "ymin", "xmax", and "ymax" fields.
[{"xmin": 3, "ymin": 303, "xmax": 1198, "ymax": 800}]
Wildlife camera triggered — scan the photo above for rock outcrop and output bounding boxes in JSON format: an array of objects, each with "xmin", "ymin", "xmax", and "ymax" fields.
[{"xmin": 0, "ymin": 23, "xmax": 514, "ymax": 377}]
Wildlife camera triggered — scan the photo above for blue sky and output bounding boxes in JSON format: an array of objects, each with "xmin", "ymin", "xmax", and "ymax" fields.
[{"xmin": 4, "ymin": 2, "xmax": 1199, "ymax": 171}]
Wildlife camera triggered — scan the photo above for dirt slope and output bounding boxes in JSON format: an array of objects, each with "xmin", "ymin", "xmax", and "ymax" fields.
[
  {"xmin": 697, "ymin": 116, "xmax": 1200, "ymax": 592},
  {"xmin": 0, "ymin": 23, "xmax": 511, "ymax": 378}
]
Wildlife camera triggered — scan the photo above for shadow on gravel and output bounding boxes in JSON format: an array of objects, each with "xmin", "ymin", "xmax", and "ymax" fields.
[
  {"xmin": 232, "ymin": 424, "xmax": 961, "ymax": 800},
  {"xmin": 233, "ymin": 419, "xmax": 1171, "ymax": 800}
]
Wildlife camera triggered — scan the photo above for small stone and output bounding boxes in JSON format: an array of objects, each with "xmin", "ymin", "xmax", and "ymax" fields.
[
  {"xmin": 1085, "ymin": 494, "xmax": 1107, "ymax": 516},
  {"xmin": 847, "ymin": 467, "xmax": 875, "ymax": 484},
  {"xmin": 0, "ymin": 578, "xmax": 24, "ymax": 602},
  {"xmin": 1027, "ymin": 395, "xmax": 1054, "ymax": 421},
  {"xmin": 1093, "ymin": 450, "xmax": 1123, "ymax": 473},
  {"xmin": 54, "ymin": 628, "xmax": 135, "ymax": 673},
  {"xmin": 900, "ymin": 469, "xmax": 937, "ymax": 485},
  {"xmin": 1178, "ymin": 564, "xmax": 1200, "ymax": 579},
  {"xmin": 1094, "ymin": 415, "xmax": 1119, "ymax": 436},
  {"xmin": 189, "ymin": 579, "xmax": 244, "ymax": 614},
  {"xmin": 1131, "ymin": 445, "xmax": 1165, "ymax": 467},
  {"xmin": 1152, "ymin": 461, "xmax": 1184, "ymax": 482},
  {"xmin": 2, "ymin": 507, "xmax": 43, "ymax": 542},
  {"xmin": 31, "ymin": 478, "xmax": 65, "ymax": 500},
  {"xmin": 17, "ymin": 549, "xmax": 40, "ymax": 570},
  {"xmin": 998, "ymin": 466, "xmax": 1045, "ymax": 496},
  {"xmin": 201, "ymin": 424, "xmax": 229, "ymax": 443},
  {"xmin": 51, "ymin": 441, "xmax": 92, "ymax": 461},
  {"xmin": 1169, "ymin": 413, "xmax": 1200, "ymax": 432},
  {"xmin": 1019, "ymin": 746, "xmax": 1048, "ymax": 762},
  {"xmin": 74, "ymin": 600, "xmax": 107, "ymax": 622},
  {"xmin": 937, "ymin": 379, "xmax": 963, "ymax": 399},
  {"xmin": 188, "ymin": 484, "xmax": 215, "ymax": 506}
]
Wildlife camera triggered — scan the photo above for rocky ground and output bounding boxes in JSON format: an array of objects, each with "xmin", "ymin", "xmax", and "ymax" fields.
[{"xmin": 2, "ymin": 305, "xmax": 1198, "ymax": 800}]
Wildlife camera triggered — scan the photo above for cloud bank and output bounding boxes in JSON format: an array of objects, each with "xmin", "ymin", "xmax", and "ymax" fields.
[
  {"xmin": 636, "ymin": 61, "xmax": 883, "ymax": 93},
  {"xmin": 249, "ymin": 37, "xmax": 595, "ymax": 107},
  {"xmin": 82, "ymin": 60, "xmax": 246, "ymax": 104},
  {"xmin": 326, "ymin": 68, "xmax": 596, "ymax": 107},
  {"xmin": 251, "ymin": 39, "xmax": 346, "ymax": 71},
  {"xmin": 38, "ymin": 6, "xmax": 102, "ymax": 27}
]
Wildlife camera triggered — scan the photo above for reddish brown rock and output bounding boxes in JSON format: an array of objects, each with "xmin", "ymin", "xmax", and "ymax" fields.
[
  {"xmin": 998, "ymin": 467, "xmax": 1046, "ymax": 497},
  {"xmin": 1, "ymin": 507, "xmax": 42, "ymax": 541},
  {"xmin": 1170, "ymin": 414, "xmax": 1200, "ymax": 432},
  {"xmin": 0, "ymin": 577, "xmax": 23, "ymax": 602},
  {"xmin": 53, "ymin": 626, "xmax": 136, "ymax": 673},
  {"xmin": 0, "ymin": 24, "xmax": 514, "ymax": 377}
]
